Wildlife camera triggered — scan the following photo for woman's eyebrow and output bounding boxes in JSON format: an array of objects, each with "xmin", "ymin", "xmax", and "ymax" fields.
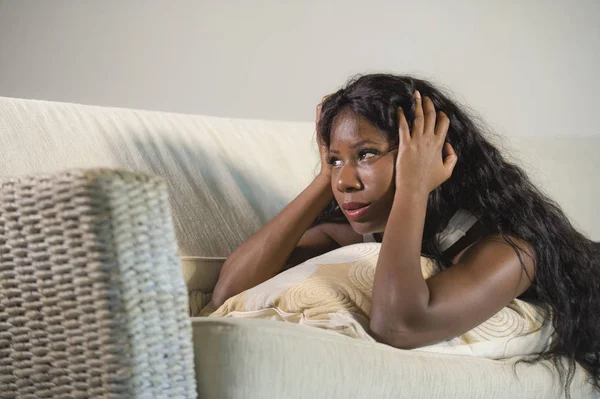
[
  {"xmin": 329, "ymin": 140, "xmax": 385, "ymax": 153},
  {"xmin": 349, "ymin": 140, "xmax": 384, "ymax": 149}
]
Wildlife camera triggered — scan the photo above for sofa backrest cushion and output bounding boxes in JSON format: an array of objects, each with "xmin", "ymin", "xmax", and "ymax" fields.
[
  {"xmin": 0, "ymin": 97, "xmax": 319, "ymax": 257},
  {"xmin": 1, "ymin": 96, "xmax": 597, "ymax": 258}
]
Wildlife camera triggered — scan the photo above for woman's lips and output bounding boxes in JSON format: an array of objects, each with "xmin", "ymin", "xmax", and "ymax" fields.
[{"xmin": 342, "ymin": 202, "xmax": 371, "ymax": 221}]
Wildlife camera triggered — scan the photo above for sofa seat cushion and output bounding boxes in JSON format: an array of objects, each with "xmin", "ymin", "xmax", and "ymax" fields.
[{"xmin": 191, "ymin": 317, "xmax": 597, "ymax": 399}]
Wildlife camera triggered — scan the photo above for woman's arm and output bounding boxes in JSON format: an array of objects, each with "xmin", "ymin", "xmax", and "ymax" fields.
[
  {"xmin": 369, "ymin": 93, "xmax": 535, "ymax": 348},
  {"xmin": 371, "ymin": 193, "xmax": 535, "ymax": 349},
  {"xmin": 211, "ymin": 174, "xmax": 336, "ymax": 307}
]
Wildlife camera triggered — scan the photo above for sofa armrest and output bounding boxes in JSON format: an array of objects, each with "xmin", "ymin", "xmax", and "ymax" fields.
[
  {"xmin": 188, "ymin": 291, "xmax": 212, "ymax": 317},
  {"xmin": 180, "ymin": 257, "xmax": 225, "ymax": 293},
  {"xmin": 181, "ymin": 257, "xmax": 225, "ymax": 316},
  {"xmin": 0, "ymin": 168, "xmax": 196, "ymax": 398}
]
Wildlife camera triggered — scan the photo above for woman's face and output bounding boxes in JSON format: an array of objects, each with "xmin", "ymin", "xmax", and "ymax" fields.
[{"xmin": 328, "ymin": 110, "xmax": 397, "ymax": 235}]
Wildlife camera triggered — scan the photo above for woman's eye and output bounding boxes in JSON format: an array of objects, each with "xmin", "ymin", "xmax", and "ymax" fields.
[
  {"xmin": 359, "ymin": 150, "xmax": 379, "ymax": 161},
  {"xmin": 328, "ymin": 157, "xmax": 343, "ymax": 167}
]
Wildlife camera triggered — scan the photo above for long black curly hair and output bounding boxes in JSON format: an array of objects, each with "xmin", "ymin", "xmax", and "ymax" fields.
[{"xmin": 315, "ymin": 73, "xmax": 600, "ymax": 394}]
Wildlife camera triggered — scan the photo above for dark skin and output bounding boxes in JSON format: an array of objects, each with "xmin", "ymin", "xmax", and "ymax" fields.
[{"xmin": 211, "ymin": 92, "xmax": 536, "ymax": 349}]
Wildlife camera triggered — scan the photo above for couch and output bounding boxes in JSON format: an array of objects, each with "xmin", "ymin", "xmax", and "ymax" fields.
[{"xmin": 1, "ymin": 96, "xmax": 598, "ymax": 398}]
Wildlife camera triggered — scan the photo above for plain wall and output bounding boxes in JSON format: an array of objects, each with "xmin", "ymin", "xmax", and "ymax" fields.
[{"xmin": 0, "ymin": 0, "xmax": 599, "ymax": 139}]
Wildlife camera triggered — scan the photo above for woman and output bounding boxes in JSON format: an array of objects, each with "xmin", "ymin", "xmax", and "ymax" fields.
[{"xmin": 210, "ymin": 74, "xmax": 599, "ymax": 391}]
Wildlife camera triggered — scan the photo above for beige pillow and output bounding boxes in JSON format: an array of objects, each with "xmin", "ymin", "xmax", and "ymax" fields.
[
  {"xmin": 203, "ymin": 243, "xmax": 553, "ymax": 359},
  {"xmin": 201, "ymin": 243, "xmax": 387, "ymax": 338}
]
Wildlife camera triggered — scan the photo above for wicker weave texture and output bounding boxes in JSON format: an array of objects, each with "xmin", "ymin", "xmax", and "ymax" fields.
[{"xmin": 0, "ymin": 169, "xmax": 196, "ymax": 398}]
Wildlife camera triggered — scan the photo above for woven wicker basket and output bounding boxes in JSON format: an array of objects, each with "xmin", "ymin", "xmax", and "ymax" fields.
[{"xmin": 0, "ymin": 169, "xmax": 196, "ymax": 398}]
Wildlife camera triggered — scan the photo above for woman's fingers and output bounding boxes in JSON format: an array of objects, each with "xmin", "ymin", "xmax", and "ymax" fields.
[
  {"xmin": 397, "ymin": 108, "xmax": 411, "ymax": 144},
  {"xmin": 422, "ymin": 96, "xmax": 437, "ymax": 136},
  {"xmin": 414, "ymin": 92, "xmax": 440, "ymax": 137},
  {"xmin": 435, "ymin": 111, "xmax": 450, "ymax": 141},
  {"xmin": 412, "ymin": 91, "xmax": 424, "ymax": 136},
  {"xmin": 443, "ymin": 142, "xmax": 458, "ymax": 175}
]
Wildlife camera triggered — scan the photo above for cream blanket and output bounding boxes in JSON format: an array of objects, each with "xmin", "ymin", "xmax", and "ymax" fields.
[{"xmin": 203, "ymin": 243, "xmax": 553, "ymax": 359}]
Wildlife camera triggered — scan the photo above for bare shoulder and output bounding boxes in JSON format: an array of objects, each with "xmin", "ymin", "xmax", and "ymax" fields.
[{"xmin": 455, "ymin": 234, "xmax": 536, "ymax": 294}]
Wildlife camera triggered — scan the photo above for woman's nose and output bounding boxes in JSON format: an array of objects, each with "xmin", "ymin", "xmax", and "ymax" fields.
[{"xmin": 336, "ymin": 163, "xmax": 363, "ymax": 193}]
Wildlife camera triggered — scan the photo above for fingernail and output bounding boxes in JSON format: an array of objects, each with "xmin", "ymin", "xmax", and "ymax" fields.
[{"xmin": 415, "ymin": 90, "xmax": 421, "ymax": 100}]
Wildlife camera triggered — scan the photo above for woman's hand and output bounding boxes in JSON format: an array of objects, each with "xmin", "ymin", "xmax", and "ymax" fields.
[
  {"xmin": 316, "ymin": 96, "xmax": 332, "ymax": 179},
  {"xmin": 395, "ymin": 91, "xmax": 457, "ymax": 196}
]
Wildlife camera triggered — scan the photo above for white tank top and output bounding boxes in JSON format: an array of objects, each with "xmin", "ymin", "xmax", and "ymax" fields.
[{"xmin": 362, "ymin": 209, "xmax": 478, "ymax": 252}]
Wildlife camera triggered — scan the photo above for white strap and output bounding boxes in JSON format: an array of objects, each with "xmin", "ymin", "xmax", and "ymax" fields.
[{"xmin": 436, "ymin": 209, "xmax": 478, "ymax": 251}]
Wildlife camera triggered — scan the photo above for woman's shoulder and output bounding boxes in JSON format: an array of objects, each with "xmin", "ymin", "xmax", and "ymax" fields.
[{"xmin": 455, "ymin": 233, "xmax": 537, "ymax": 293}]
